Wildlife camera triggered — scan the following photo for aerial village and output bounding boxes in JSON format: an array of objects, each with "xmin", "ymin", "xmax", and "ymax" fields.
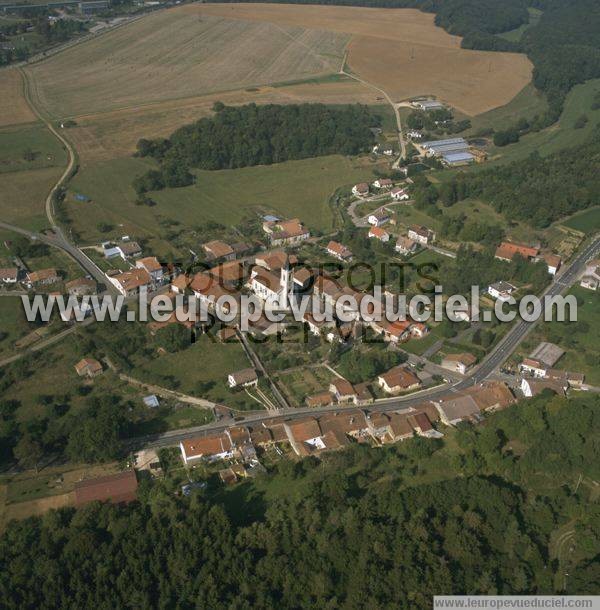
[{"xmin": 0, "ymin": 97, "xmax": 596, "ymax": 497}]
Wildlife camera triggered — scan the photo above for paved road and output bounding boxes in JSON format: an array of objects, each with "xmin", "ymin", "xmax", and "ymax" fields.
[{"xmin": 131, "ymin": 234, "xmax": 600, "ymax": 450}]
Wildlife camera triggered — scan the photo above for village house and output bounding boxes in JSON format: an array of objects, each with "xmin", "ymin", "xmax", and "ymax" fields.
[
  {"xmin": 434, "ymin": 393, "xmax": 481, "ymax": 426},
  {"xmin": 521, "ymin": 377, "xmax": 567, "ymax": 398},
  {"xmin": 408, "ymin": 412, "xmax": 438, "ymax": 438},
  {"xmin": 255, "ymin": 250, "xmax": 298, "ymax": 273},
  {"xmin": 329, "ymin": 378, "xmax": 357, "ymax": 404},
  {"xmin": 284, "ymin": 418, "xmax": 323, "ymax": 456},
  {"xmin": 227, "ymin": 368, "xmax": 258, "ymax": 389},
  {"xmin": 581, "ymin": 259, "xmax": 600, "ymax": 291},
  {"xmin": 407, "ymin": 225, "xmax": 435, "ymax": 245},
  {"xmin": 74, "ymin": 358, "xmax": 103, "ymax": 378},
  {"xmin": 494, "ymin": 241, "xmax": 539, "ymax": 262},
  {"xmin": 180, "ymin": 435, "xmax": 233, "ymax": 465},
  {"xmin": 519, "ymin": 358, "xmax": 548, "ymax": 378},
  {"xmin": 26, "ymin": 268, "xmax": 59, "ymax": 287},
  {"xmin": 390, "ymin": 187, "xmax": 409, "ymax": 201},
  {"xmin": 262, "ymin": 218, "xmax": 310, "ymax": 246},
  {"xmin": 171, "ymin": 273, "xmax": 191, "ymax": 294},
  {"xmin": 136, "ymin": 257, "xmax": 163, "ymax": 283},
  {"xmin": 319, "ymin": 410, "xmax": 369, "ymax": 440},
  {"xmin": 65, "ymin": 277, "xmax": 96, "ymax": 296},
  {"xmin": 303, "ymin": 312, "xmax": 335, "ymax": 337},
  {"xmin": 326, "ymin": 240, "xmax": 353, "ymax": 262},
  {"xmin": 367, "ymin": 210, "xmax": 390, "ymax": 227},
  {"xmin": 487, "ymin": 281, "xmax": 516, "ymax": 302},
  {"xmin": 395, "ymin": 236, "xmax": 417, "ymax": 255},
  {"xmin": 202, "ymin": 240, "xmax": 235, "ymax": 262},
  {"xmin": 209, "ymin": 261, "xmax": 246, "ymax": 289},
  {"xmin": 368, "ymin": 226, "xmax": 390, "ymax": 242},
  {"xmin": 372, "ymin": 178, "xmax": 392, "ymax": 189},
  {"xmin": 293, "ymin": 267, "xmax": 313, "ymax": 292},
  {"xmin": 544, "ymin": 253, "xmax": 561, "ymax": 276},
  {"xmin": 0, "ymin": 267, "xmax": 18, "ymax": 284},
  {"xmin": 376, "ymin": 319, "xmax": 412, "ymax": 343},
  {"xmin": 107, "ymin": 268, "xmax": 152, "ymax": 297},
  {"xmin": 117, "ymin": 240, "xmax": 142, "ymax": 259},
  {"xmin": 440, "ymin": 353, "xmax": 477, "ymax": 375},
  {"xmin": 306, "ymin": 391, "xmax": 334, "ymax": 408},
  {"xmin": 352, "ymin": 182, "xmax": 369, "ymax": 197},
  {"xmin": 378, "ymin": 365, "xmax": 421, "ymax": 394}
]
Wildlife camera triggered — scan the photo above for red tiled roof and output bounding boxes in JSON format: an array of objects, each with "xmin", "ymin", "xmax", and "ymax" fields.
[
  {"xmin": 379, "ymin": 366, "xmax": 420, "ymax": 390},
  {"xmin": 75, "ymin": 470, "xmax": 138, "ymax": 507},
  {"xmin": 495, "ymin": 241, "xmax": 539, "ymax": 261},
  {"xmin": 181, "ymin": 435, "xmax": 232, "ymax": 459}
]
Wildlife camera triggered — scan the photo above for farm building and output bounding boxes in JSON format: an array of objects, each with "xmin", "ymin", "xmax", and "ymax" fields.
[
  {"xmin": 412, "ymin": 100, "xmax": 445, "ymax": 111},
  {"xmin": 442, "ymin": 152, "xmax": 474, "ymax": 166}
]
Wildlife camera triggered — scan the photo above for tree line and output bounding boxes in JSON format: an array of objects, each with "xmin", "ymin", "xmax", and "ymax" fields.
[
  {"xmin": 132, "ymin": 102, "xmax": 379, "ymax": 194},
  {"xmin": 1, "ymin": 392, "xmax": 599, "ymax": 606}
]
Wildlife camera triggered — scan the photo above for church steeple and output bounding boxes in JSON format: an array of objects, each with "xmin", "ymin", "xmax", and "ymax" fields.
[{"xmin": 279, "ymin": 255, "xmax": 291, "ymax": 310}]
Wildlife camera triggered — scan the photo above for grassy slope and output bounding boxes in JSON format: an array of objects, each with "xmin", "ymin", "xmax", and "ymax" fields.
[
  {"xmin": 0, "ymin": 123, "xmax": 67, "ymax": 174},
  {"xmin": 66, "ymin": 155, "xmax": 376, "ymax": 253}
]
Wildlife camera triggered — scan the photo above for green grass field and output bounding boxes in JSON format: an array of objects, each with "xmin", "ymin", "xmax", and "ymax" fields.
[
  {"xmin": 66, "ymin": 155, "xmax": 375, "ymax": 254},
  {"xmin": 132, "ymin": 334, "xmax": 256, "ymax": 410},
  {"xmin": 0, "ymin": 166, "xmax": 63, "ymax": 231},
  {"xmin": 497, "ymin": 8, "xmax": 542, "ymax": 43},
  {"xmin": 561, "ymin": 207, "xmax": 600, "ymax": 234},
  {"xmin": 0, "ymin": 297, "xmax": 33, "ymax": 358},
  {"xmin": 486, "ymin": 78, "xmax": 600, "ymax": 164},
  {"xmin": 0, "ymin": 123, "xmax": 67, "ymax": 174}
]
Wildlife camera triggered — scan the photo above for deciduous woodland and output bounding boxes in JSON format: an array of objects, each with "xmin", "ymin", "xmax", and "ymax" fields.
[
  {"xmin": 1, "ymin": 394, "xmax": 599, "ymax": 607},
  {"xmin": 133, "ymin": 103, "xmax": 379, "ymax": 193}
]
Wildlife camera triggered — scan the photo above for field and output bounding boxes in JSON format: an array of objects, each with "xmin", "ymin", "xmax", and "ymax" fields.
[
  {"xmin": 64, "ymin": 154, "xmax": 376, "ymax": 252},
  {"xmin": 66, "ymin": 78, "xmax": 377, "ymax": 163},
  {"xmin": 197, "ymin": 3, "xmax": 533, "ymax": 115},
  {"xmin": 561, "ymin": 208, "xmax": 600, "ymax": 234},
  {"xmin": 0, "ymin": 69, "xmax": 36, "ymax": 127},
  {"xmin": 0, "ymin": 123, "xmax": 68, "ymax": 174},
  {"xmin": 0, "ymin": 166, "xmax": 63, "ymax": 231},
  {"xmin": 26, "ymin": 3, "xmax": 532, "ymax": 123},
  {"xmin": 26, "ymin": 9, "xmax": 350, "ymax": 118}
]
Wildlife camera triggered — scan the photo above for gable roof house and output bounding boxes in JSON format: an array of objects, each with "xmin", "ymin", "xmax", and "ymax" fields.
[
  {"xmin": 65, "ymin": 277, "xmax": 96, "ymax": 296},
  {"xmin": 390, "ymin": 187, "xmax": 409, "ymax": 201},
  {"xmin": 284, "ymin": 418, "xmax": 323, "ymax": 456},
  {"xmin": 26, "ymin": 268, "xmax": 59, "ymax": 287},
  {"xmin": 494, "ymin": 241, "xmax": 539, "ymax": 262},
  {"xmin": 377, "ymin": 365, "xmax": 421, "ymax": 394},
  {"xmin": 262, "ymin": 218, "xmax": 310, "ymax": 246},
  {"xmin": 326, "ymin": 240, "xmax": 353, "ymax": 262},
  {"xmin": 440, "ymin": 352, "xmax": 477, "ymax": 375},
  {"xmin": 395, "ymin": 236, "xmax": 417, "ymax": 255},
  {"xmin": 367, "ymin": 209, "xmax": 390, "ymax": 227},
  {"xmin": 107, "ymin": 268, "xmax": 152, "ymax": 297},
  {"xmin": 407, "ymin": 225, "xmax": 434, "ymax": 245},
  {"xmin": 202, "ymin": 240, "xmax": 235, "ymax": 262},
  {"xmin": 227, "ymin": 368, "xmax": 258, "ymax": 388},
  {"xmin": 488, "ymin": 281, "xmax": 516, "ymax": 302},
  {"xmin": 74, "ymin": 358, "xmax": 103, "ymax": 378},
  {"xmin": 368, "ymin": 226, "xmax": 390, "ymax": 242},
  {"xmin": 544, "ymin": 253, "xmax": 561, "ymax": 276},
  {"xmin": 255, "ymin": 250, "xmax": 298, "ymax": 272},
  {"xmin": 352, "ymin": 182, "xmax": 369, "ymax": 197},
  {"xmin": 434, "ymin": 394, "xmax": 481, "ymax": 426},
  {"xmin": 329, "ymin": 378, "xmax": 358, "ymax": 404},
  {"xmin": 136, "ymin": 256, "xmax": 163, "ymax": 282},
  {"xmin": 0, "ymin": 267, "xmax": 18, "ymax": 283},
  {"xmin": 373, "ymin": 178, "xmax": 392, "ymax": 189},
  {"xmin": 521, "ymin": 377, "xmax": 567, "ymax": 398},
  {"xmin": 116, "ymin": 240, "xmax": 142, "ymax": 259},
  {"xmin": 180, "ymin": 435, "xmax": 233, "ymax": 465}
]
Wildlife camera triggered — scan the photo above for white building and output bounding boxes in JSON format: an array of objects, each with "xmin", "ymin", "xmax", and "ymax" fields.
[
  {"xmin": 407, "ymin": 225, "xmax": 434, "ymax": 245},
  {"xmin": 390, "ymin": 187, "xmax": 409, "ymax": 201},
  {"xmin": 488, "ymin": 281, "xmax": 516, "ymax": 302}
]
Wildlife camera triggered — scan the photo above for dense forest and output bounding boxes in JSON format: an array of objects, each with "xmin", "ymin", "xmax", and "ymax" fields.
[
  {"xmin": 1, "ymin": 393, "xmax": 599, "ymax": 607},
  {"xmin": 133, "ymin": 103, "xmax": 379, "ymax": 193},
  {"xmin": 446, "ymin": 132, "xmax": 600, "ymax": 228}
]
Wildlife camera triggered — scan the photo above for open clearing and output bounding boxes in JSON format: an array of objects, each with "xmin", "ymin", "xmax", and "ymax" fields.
[
  {"xmin": 196, "ymin": 3, "xmax": 533, "ymax": 115},
  {"xmin": 26, "ymin": 9, "xmax": 350, "ymax": 118},
  {"xmin": 0, "ymin": 69, "xmax": 36, "ymax": 127}
]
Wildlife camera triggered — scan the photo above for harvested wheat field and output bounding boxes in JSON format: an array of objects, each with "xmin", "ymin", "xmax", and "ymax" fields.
[
  {"xmin": 0, "ymin": 69, "xmax": 37, "ymax": 127},
  {"xmin": 26, "ymin": 9, "xmax": 350, "ymax": 118},
  {"xmin": 68, "ymin": 79, "xmax": 378, "ymax": 162},
  {"xmin": 194, "ymin": 3, "xmax": 533, "ymax": 115}
]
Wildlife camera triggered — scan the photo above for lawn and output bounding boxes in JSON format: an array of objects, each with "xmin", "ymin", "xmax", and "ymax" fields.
[
  {"xmin": 0, "ymin": 166, "xmax": 63, "ymax": 231},
  {"xmin": 561, "ymin": 207, "xmax": 600, "ymax": 235},
  {"xmin": 0, "ymin": 123, "xmax": 67, "ymax": 174},
  {"xmin": 131, "ymin": 333, "xmax": 256, "ymax": 410},
  {"xmin": 66, "ymin": 154, "xmax": 377, "ymax": 254}
]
